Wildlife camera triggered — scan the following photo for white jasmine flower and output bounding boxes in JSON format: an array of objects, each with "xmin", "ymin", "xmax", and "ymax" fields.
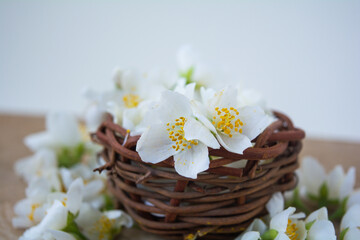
[
  {"xmin": 266, "ymin": 192, "xmax": 285, "ymax": 218},
  {"xmin": 269, "ymin": 207, "xmax": 306, "ymax": 240},
  {"xmin": 235, "ymin": 218, "xmax": 267, "ymax": 240},
  {"xmin": 75, "ymin": 203, "xmax": 133, "ymax": 240},
  {"xmin": 347, "ymin": 190, "xmax": 360, "ymax": 210},
  {"xmin": 343, "ymin": 227, "xmax": 360, "ymax": 240},
  {"xmin": 136, "ymin": 91, "xmax": 220, "ymax": 179},
  {"xmin": 306, "ymin": 220, "xmax": 336, "ymax": 240},
  {"xmin": 19, "ymin": 200, "xmax": 70, "ymax": 240},
  {"xmin": 18, "ymin": 179, "xmax": 84, "ymax": 240},
  {"xmin": 300, "ymin": 157, "xmax": 356, "ymax": 202},
  {"xmin": 108, "ymin": 68, "xmax": 166, "ymax": 132},
  {"xmin": 13, "ymin": 178, "xmax": 84, "ymax": 230},
  {"xmin": 177, "ymin": 45, "xmax": 216, "ymax": 88},
  {"xmin": 341, "ymin": 204, "xmax": 360, "ymax": 231},
  {"xmin": 299, "ymin": 156, "xmax": 326, "ymax": 197},
  {"xmin": 15, "ymin": 149, "xmax": 60, "ymax": 186},
  {"xmin": 59, "ymin": 166, "xmax": 105, "ymax": 209},
  {"xmin": 305, "ymin": 207, "xmax": 336, "ymax": 240},
  {"xmin": 82, "ymin": 87, "xmax": 122, "ymax": 132},
  {"xmin": 199, "ymin": 86, "xmax": 272, "ymax": 154},
  {"xmin": 13, "ymin": 178, "xmax": 53, "ymax": 228},
  {"xmin": 122, "ymin": 100, "xmax": 156, "ymax": 136},
  {"xmin": 24, "ymin": 112, "xmax": 82, "ymax": 152},
  {"xmin": 326, "ymin": 165, "xmax": 356, "ymax": 201},
  {"xmin": 341, "ymin": 204, "xmax": 360, "ymax": 240},
  {"xmin": 305, "ymin": 207, "xmax": 328, "ymax": 223}
]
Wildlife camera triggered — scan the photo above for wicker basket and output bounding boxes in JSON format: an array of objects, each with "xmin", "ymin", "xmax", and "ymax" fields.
[{"xmin": 92, "ymin": 111, "xmax": 305, "ymax": 240}]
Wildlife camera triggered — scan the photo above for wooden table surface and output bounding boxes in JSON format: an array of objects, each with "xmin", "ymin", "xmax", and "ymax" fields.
[{"xmin": 0, "ymin": 114, "xmax": 359, "ymax": 239}]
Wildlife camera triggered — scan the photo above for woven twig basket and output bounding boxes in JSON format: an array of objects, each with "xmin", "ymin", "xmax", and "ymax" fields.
[{"xmin": 92, "ymin": 111, "xmax": 305, "ymax": 240}]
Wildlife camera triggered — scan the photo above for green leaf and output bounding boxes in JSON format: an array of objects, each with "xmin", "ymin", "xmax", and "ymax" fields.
[
  {"xmin": 110, "ymin": 225, "xmax": 122, "ymax": 239},
  {"xmin": 330, "ymin": 197, "xmax": 348, "ymax": 221},
  {"xmin": 339, "ymin": 228, "xmax": 349, "ymax": 240},
  {"xmin": 261, "ymin": 229, "xmax": 278, "ymax": 240},
  {"xmin": 305, "ymin": 220, "xmax": 315, "ymax": 230},
  {"xmin": 61, "ymin": 212, "xmax": 88, "ymax": 240},
  {"xmin": 102, "ymin": 194, "xmax": 115, "ymax": 211},
  {"xmin": 180, "ymin": 67, "xmax": 194, "ymax": 84},
  {"xmin": 57, "ymin": 143, "xmax": 86, "ymax": 168},
  {"xmin": 285, "ymin": 188, "xmax": 310, "ymax": 214},
  {"xmin": 318, "ymin": 183, "xmax": 329, "ymax": 207}
]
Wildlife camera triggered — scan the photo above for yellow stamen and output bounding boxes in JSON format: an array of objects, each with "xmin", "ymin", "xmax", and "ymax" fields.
[
  {"xmin": 166, "ymin": 117, "xmax": 199, "ymax": 153},
  {"xmin": 94, "ymin": 216, "xmax": 115, "ymax": 240},
  {"xmin": 211, "ymin": 107, "xmax": 245, "ymax": 138},
  {"xmin": 122, "ymin": 94, "xmax": 141, "ymax": 108},
  {"xmin": 28, "ymin": 203, "xmax": 40, "ymax": 221},
  {"xmin": 286, "ymin": 219, "xmax": 299, "ymax": 240}
]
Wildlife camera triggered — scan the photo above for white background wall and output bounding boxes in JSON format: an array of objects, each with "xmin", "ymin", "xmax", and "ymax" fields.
[{"xmin": 1, "ymin": 0, "xmax": 360, "ymax": 142}]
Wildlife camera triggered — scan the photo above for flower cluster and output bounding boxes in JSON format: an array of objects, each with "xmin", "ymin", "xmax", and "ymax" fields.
[
  {"xmin": 13, "ymin": 46, "xmax": 359, "ymax": 240},
  {"xmin": 83, "ymin": 46, "xmax": 273, "ymax": 179},
  {"xmin": 13, "ymin": 112, "xmax": 132, "ymax": 240},
  {"xmin": 235, "ymin": 157, "xmax": 359, "ymax": 240}
]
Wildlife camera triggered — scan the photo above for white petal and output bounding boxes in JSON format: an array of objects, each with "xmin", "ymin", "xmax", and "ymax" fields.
[
  {"xmin": 344, "ymin": 227, "xmax": 360, "ymax": 240},
  {"xmin": 24, "ymin": 132, "xmax": 54, "ymax": 151},
  {"xmin": 46, "ymin": 230, "xmax": 77, "ymax": 240},
  {"xmin": 216, "ymin": 132, "xmax": 252, "ymax": 154},
  {"xmin": 46, "ymin": 112, "xmax": 82, "ymax": 147},
  {"xmin": 200, "ymin": 87, "xmax": 216, "ymax": 107},
  {"xmin": 274, "ymin": 232, "xmax": 291, "ymax": 240},
  {"xmin": 88, "ymin": 195, "xmax": 105, "ymax": 210},
  {"xmin": 12, "ymin": 217, "xmax": 33, "ymax": 229},
  {"xmin": 106, "ymin": 101, "xmax": 123, "ymax": 125},
  {"xmin": 174, "ymin": 143, "xmax": 210, "ymax": 179},
  {"xmin": 347, "ymin": 190, "xmax": 360, "ymax": 210},
  {"xmin": 290, "ymin": 212, "xmax": 306, "ymax": 220},
  {"xmin": 341, "ymin": 204, "xmax": 360, "ymax": 230},
  {"xmin": 191, "ymin": 100, "xmax": 217, "ymax": 132},
  {"xmin": 237, "ymin": 106, "xmax": 272, "ymax": 140},
  {"xmin": 238, "ymin": 89, "xmax": 266, "ymax": 109},
  {"xmin": 306, "ymin": 207, "xmax": 328, "ymax": 223},
  {"xmin": 183, "ymin": 117, "xmax": 219, "ymax": 149},
  {"xmin": 307, "ymin": 220, "xmax": 336, "ymax": 240},
  {"xmin": 211, "ymin": 86, "xmax": 238, "ymax": 109},
  {"xmin": 83, "ymin": 179, "xmax": 104, "ymax": 200},
  {"xmin": 136, "ymin": 123, "xmax": 176, "ymax": 164},
  {"xmin": 266, "ymin": 192, "xmax": 285, "ymax": 218},
  {"xmin": 84, "ymin": 104, "xmax": 105, "ymax": 132},
  {"xmin": 301, "ymin": 156, "xmax": 326, "ymax": 196},
  {"xmin": 26, "ymin": 178, "xmax": 52, "ymax": 203},
  {"xmin": 104, "ymin": 210, "xmax": 133, "ymax": 228},
  {"xmin": 240, "ymin": 231, "xmax": 261, "ymax": 240},
  {"xmin": 177, "ymin": 45, "xmax": 198, "ymax": 72},
  {"xmin": 75, "ymin": 203, "xmax": 101, "ymax": 229},
  {"xmin": 326, "ymin": 165, "xmax": 345, "ymax": 200},
  {"xmin": 296, "ymin": 220, "xmax": 307, "ymax": 240},
  {"xmin": 59, "ymin": 168, "xmax": 73, "ymax": 191},
  {"xmin": 122, "ymin": 107, "xmax": 141, "ymax": 132},
  {"xmin": 66, "ymin": 178, "xmax": 84, "ymax": 214},
  {"xmin": 270, "ymin": 207, "xmax": 296, "ymax": 233},
  {"xmin": 174, "ymin": 78, "xmax": 196, "ymax": 100},
  {"xmin": 157, "ymin": 91, "xmax": 193, "ymax": 123},
  {"xmin": 39, "ymin": 200, "xmax": 68, "ymax": 230},
  {"xmin": 246, "ymin": 218, "xmax": 267, "ymax": 235},
  {"xmin": 340, "ymin": 167, "xmax": 356, "ymax": 200}
]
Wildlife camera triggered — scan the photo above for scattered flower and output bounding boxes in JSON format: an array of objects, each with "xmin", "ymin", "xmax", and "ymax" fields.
[{"xmin": 75, "ymin": 203, "xmax": 133, "ymax": 240}]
